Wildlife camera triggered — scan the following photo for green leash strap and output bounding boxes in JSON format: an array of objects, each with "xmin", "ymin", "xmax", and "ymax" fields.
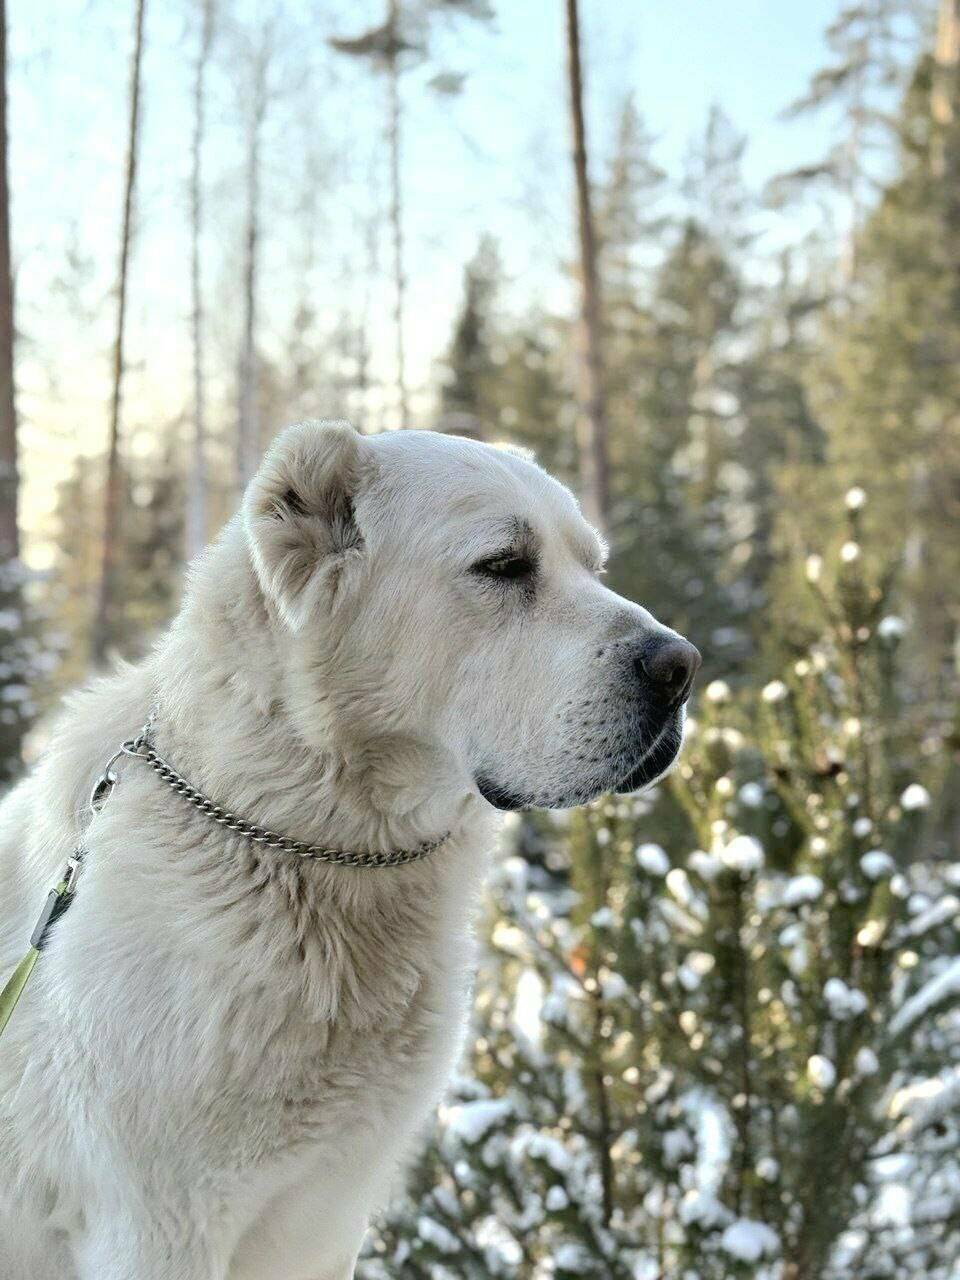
[
  {"xmin": 0, "ymin": 855, "xmax": 83, "ymax": 1039},
  {"xmin": 0, "ymin": 946, "xmax": 40, "ymax": 1036}
]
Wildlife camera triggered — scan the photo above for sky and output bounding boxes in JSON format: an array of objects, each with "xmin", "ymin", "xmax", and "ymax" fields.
[{"xmin": 7, "ymin": 0, "xmax": 867, "ymax": 562}]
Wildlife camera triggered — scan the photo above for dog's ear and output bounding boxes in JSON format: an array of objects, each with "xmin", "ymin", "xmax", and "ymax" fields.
[{"xmin": 243, "ymin": 421, "xmax": 374, "ymax": 629}]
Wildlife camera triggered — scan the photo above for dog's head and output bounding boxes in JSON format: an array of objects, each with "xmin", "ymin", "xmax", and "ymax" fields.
[{"xmin": 243, "ymin": 421, "xmax": 700, "ymax": 811}]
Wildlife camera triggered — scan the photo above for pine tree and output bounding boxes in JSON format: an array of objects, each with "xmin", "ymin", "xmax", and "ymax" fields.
[
  {"xmin": 438, "ymin": 235, "xmax": 503, "ymax": 438},
  {"xmin": 359, "ymin": 490, "xmax": 960, "ymax": 1280},
  {"xmin": 487, "ymin": 313, "xmax": 573, "ymax": 481},
  {"xmin": 793, "ymin": 22, "xmax": 960, "ymax": 717},
  {"xmin": 610, "ymin": 209, "xmax": 748, "ymax": 668},
  {"xmin": 597, "ymin": 96, "xmax": 667, "ymax": 529},
  {"xmin": 735, "ymin": 247, "xmax": 829, "ymax": 674},
  {"xmin": 768, "ymin": 0, "xmax": 923, "ymax": 285},
  {"xmin": 596, "ymin": 106, "xmax": 769, "ymax": 675}
]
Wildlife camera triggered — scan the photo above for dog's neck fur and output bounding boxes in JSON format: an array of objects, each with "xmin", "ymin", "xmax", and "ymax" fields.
[
  {"xmin": 147, "ymin": 521, "xmax": 493, "ymax": 873},
  {"xmin": 95, "ymin": 524, "xmax": 498, "ymax": 1035}
]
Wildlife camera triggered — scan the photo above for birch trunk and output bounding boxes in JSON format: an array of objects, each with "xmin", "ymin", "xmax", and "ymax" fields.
[
  {"xmin": 186, "ymin": 0, "xmax": 215, "ymax": 560},
  {"xmin": 387, "ymin": 0, "xmax": 408, "ymax": 426},
  {"xmin": 237, "ymin": 36, "xmax": 268, "ymax": 492},
  {"xmin": 0, "ymin": 0, "xmax": 22, "ymax": 773},
  {"xmin": 564, "ymin": 0, "xmax": 610, "ymax": 534},
  {"xmin": 91, "ymin": 0, "xmax": 146, "ymax": 665},
  {"xmin": 0, "ymin": 0, "xmax": 17, "ymax": 566}
]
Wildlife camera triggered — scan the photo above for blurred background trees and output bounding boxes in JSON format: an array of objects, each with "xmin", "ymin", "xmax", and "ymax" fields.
[
  {"xmin": 2, "ymin": 0, "xmax": 960, "ymax": 1273},
  {"xmin": 359, "ymin": 499, "xmax": 960, "ymax": 1280}
]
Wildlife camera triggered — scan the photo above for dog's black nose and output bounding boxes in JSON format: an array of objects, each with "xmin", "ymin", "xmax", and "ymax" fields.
[{"xmin": 637, "ymin": 635, "xmax": 702, "ymax": 706}]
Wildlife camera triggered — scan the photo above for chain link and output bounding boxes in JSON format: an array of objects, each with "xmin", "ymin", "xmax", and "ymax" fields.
[{"xmin": 117, "ymin": 734, "xmax": 448, "ymax": 869}]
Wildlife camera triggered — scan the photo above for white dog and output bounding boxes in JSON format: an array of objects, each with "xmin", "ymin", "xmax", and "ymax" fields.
[{"xmin": 0, "ymin": 422, "xmax": 699, "ymax": 1280}]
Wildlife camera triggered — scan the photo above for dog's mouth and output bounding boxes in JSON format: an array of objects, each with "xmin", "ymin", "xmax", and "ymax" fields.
[
  {"xmin": 611, "ymin": 714, "xmax": 685, "ymax": 795},
  {"xmin": 477, "ymin": 710, "xmax": 685, "ymax": 812}
]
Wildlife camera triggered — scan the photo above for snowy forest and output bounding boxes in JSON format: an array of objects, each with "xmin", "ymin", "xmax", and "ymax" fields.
[{"xmin": 1, "ymin": 0, "xmax": 959, "ymax": 1276}]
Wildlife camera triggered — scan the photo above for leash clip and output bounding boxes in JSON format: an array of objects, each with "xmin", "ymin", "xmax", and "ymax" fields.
[
  {"xmin": 62, "ymin": 852, "xmax": 83, "ymax": 895},
  {"xmin": 89, "ymin": 766, "xmax": 119, "ymax": 814},
  {"xmin": 89, "ymin": 739, "xmax": 139, "ymax": 814},
  {"xmin": 0, "ymin": 718, "xmax": 157, "ymax": 1038},
  {"xmin": 29, "ymin": 853, "xmax": 83, "ymax": 951}
]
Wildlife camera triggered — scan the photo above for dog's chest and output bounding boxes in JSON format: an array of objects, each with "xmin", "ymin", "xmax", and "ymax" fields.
[
  {"xmin": 191, "ymin": 873, "xmax": 476, "ymax": 1170},
  {"xmin": 220, "ymin": 976, "xmax": 470, "ymax": 1280},
  {"xmin": 258, "ymin": 964, "xmax": 464, "ymax": 1150}
]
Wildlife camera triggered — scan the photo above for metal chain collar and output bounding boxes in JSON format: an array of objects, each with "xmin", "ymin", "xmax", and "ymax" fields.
[
  {"xmin": 111, "ymin": 714, "xmax": 449, "ymax": 870},
  {"xmin": 0, "ymin": 705, "xmax": 449, "ymax": 1039}
]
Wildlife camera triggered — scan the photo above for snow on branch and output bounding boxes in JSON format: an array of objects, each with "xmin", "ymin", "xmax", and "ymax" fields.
[
  {"xmin": 889, "ymin": 1067, "xmax": 960, "ymax": 1139},
  {"xmin": 888, "ymin": 958, "xmax": 960, "ymax": 1042}
]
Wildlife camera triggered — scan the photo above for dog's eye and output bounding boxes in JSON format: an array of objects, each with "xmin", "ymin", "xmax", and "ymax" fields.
[{"xmin": 473, "ymin": 553, "xmax": 535, "ymax": 581}]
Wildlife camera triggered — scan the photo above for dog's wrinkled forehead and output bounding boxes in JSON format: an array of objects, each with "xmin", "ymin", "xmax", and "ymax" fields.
[{"xmin": 362, "ymin": 431, "xmax": 606, "ymax": 569}]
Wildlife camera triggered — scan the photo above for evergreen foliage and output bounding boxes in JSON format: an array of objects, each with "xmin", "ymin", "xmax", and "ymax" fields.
[{"xmin": 359, "ymin": 495, "xmax": 960, "ymax": 1280}]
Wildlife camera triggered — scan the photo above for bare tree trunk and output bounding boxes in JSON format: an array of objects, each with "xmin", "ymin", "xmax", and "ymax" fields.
[
  {"xmin": 563, "ymin": 0, "xmax": 609, "ymax": 533},
  {"xmin": 91, "ymin": 0, "xmax": 146, "ymax": 666},
  {"xmin": 186, "ymin": 0, "xmax": 215, "ymax": 560},
  {"xmin": 0, "ymin": 0, "xmax": 23, "ymax": 775},
  {"xmin": 0, "ymin": 0, "xmax": 17, "ymax": 567},
  {"xmin": 355, "ymin": 207, "xmax": 380, "ymax": 432},
  {"xmin": 237, "ymin": 36, "xmax": 268, "ymax": 493},
  {"xmin": 933, "ymin": 0, "xmax": 960, "ymax": 140},
  {"xmin": 387, "ymin": 0, "xmax": 408, "ymax": 427}
]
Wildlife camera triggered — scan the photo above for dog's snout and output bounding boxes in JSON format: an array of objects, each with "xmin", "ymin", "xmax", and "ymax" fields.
[{"xmin": 636, "ymin": 635, "xmax": 702, "ymax": 706}]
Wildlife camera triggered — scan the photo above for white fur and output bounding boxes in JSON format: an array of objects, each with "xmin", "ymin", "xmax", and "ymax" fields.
[{"xmin": 0, "ymin": 423, "xmax": 688, "ymax": 1279}]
